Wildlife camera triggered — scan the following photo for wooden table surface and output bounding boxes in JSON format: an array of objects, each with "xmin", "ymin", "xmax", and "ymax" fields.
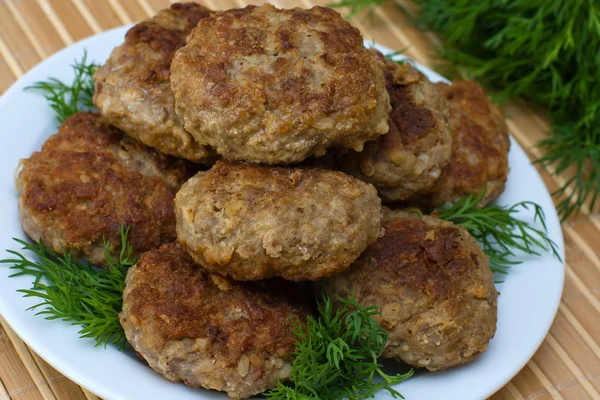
[{"xmin": 0, "ymin": 0, "xmax": 599, "ymax": 399}]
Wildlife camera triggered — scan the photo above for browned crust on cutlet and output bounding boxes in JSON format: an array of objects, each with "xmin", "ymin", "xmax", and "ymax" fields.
[
  {"xmin": 376, "ymin": 51, "xmax": 443, "ymax": 147},
  {"xmin": 337, "ymin": 50, "xmax": 451, "ymax": 201},
  {"xmin": 120, "ymin": 242, "xmax": 308, "ymax": 397},
  {"xmin": 16, "ymin": 112, "xmax": 194, "ymax": 266},
  {"xmin": 93, "ymin": 3, "xmax": 215, "ymax": 162},
  {"xmin": 125, "ymin": 242, "xmax": 306, "ymax": 350},
  {"xmin": 319, "ymin": 210, "xmax": 497, "ymax": 371},
  {"xmin": 171, "ymin": 5, "xmax": 389, "ymax": 164},
  {"xmin": 349, "ymin": 211, "xmax": 487, "ymax": 300},
  {"xmin": 175, "ymin": 160, "xmax": 382, "ymax": 281},
  {"xmin": 415, "ymin": 81, "xmax": 510, "ymax": 207}
]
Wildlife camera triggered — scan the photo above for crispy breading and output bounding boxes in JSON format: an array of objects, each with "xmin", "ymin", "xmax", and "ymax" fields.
[
  {"xmin": 338, "ymin": 50, "xmax": 452, "ymax": 202},
  {"xmin": 318, "ymin": 209, "xmax": 498, "ymax": 371},
  {"xmin": 120, "ymin": 242, "xmax": 309, "ymax": 398},
  {"xmin": 93, "ymin": 3, "xmax": 215, "ymax": 162},
  {"xmin": 16, "ymin": 112, "xmax": 194, "ymax": 266},
  {"xmin": 175, "ymin": 160, "xmax": 382, "ymax": 281},
  {"xmin": 170, "ymin": 5, "xmax": 390, "ymax": 164}
]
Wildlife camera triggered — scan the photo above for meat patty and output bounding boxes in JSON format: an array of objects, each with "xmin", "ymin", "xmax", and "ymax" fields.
[
  {"xmin": 318, "ymin": 209, "xmax": 498, "ymax": 371},
  {"xmin": 175, "ymin": 160, "xmax": 382, "ymax": 281},
  {"xmin": 410, "ymin": 81, "xmax": 510, "ymax": 208},
  {"xmin": 93, "ymin": 3, "xmax": 215, "ymax": 163},
  {"xmin": 337, "ymin": 50, "xmax": 451, "ymax": 202},
  {"xmin": 120, "ymin": 242, "xmax": 309, "ymax": 398},
  {"xmin": 170, "ymin": 5, "xmax": 390, "ymax": 164},
  {"xmin": 16, "ymin": 112, "xmax": 194, "ymax": 266}
]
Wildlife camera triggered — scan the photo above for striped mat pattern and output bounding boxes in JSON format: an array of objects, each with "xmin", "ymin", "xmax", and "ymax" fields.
[{"xmin": 0, "ymin": 1, "xmax": 599, "ymax": 399}]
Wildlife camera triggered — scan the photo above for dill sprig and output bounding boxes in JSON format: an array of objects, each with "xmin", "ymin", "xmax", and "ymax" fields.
[
  {"xmin": 25, "ymin": 50, "xmax": 98, "ymax": 123},
  {"xmin": 266, "ymin": 295, "xmax": 413, "ymax": 400},
  {"xmin": 0, "ymin": 226, "xmax": 136, "ymax": 348},
  {"xmin": 411, "ymin": 0, "xmax": 600, "ymax": 220},
  {"xmin": 328, "ymin": 0, "xmax": 600, "ymax": 219},
  {"xmin": 536, "ymin": 120, "xmax": 600, "ymax": 219},
  {"xmin": 435, "ymin": 192, "xmax": 561, "ymax": 274}
]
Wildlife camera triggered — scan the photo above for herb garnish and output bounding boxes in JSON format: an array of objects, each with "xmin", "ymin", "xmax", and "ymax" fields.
[
  {"xmin": 329, "ymin": 0, "xmax": 600, "ymax": 220},
  {"xmin": 266, "ymin": 295, "xmax": 413, "ymax": 399},
  {"xmin": 25, "ymin": 51, "xmax": 98, "ymax": 123},
  {"xmin": 435, "ymin": 191, "xmax": 561, "ymax": 274},
  {"xmin": 1, "ymin": 226, "xmax": 136, "ymax": 348}
]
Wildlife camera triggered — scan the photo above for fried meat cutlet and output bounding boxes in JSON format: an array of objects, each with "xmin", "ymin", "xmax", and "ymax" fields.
[
  {"xmin": 93, "ymin": 3, "xmax": 215, "ymax": 163},
  {"xmin": 411, "ymin": 81, "xmax": 510, "ymax": 208},
  {"xmin": 170, "ymin": 5, "xmax": 390, "ymax": 164},
  {"xmin": 120, "ymin": 242, "xmax": 309, "ymax": 398},
  {"xmin": 337, "ymin": 50, "xmax": 452, "ymax": 202},
  {"xmin": 175, "ymin": 160, "xmax": 382, "ymax": 281},
  {"xmin": 16, "ymin": 112, "xmax": 194, "ymax": 266},
  {"xmin": 318, "ymin": 209, "xmax": 498, "ymax": 371}
]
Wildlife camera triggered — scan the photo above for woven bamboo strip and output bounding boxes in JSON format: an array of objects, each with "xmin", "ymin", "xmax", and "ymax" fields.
[
  {"xmin": 28, "ymin": 352, "xmax": 88, "ymax": 400},
  {"xmin": 148, "ymin": 0, "xmax": 171, "ymax": 11},
  {"xmin": 43, "ymin": 0, "xmax": 90, "ymax": 41},
  {"xmin": 0, "ymin": 10, "xmax": 41, "ymax": 71},
  {"xmin": 13, "ymin": 0, "xmax": 68, "ymax": 55},
  {"xmin": 135, "ymin": 0, "xmax": 155, "ymax": 17},
  {"xmin": 525, "ymin": 360, "xmax": 564, "ymax": 400},
  {"xmin": 545, "ymin": 334, "xmax": 600, "ymax": 398},
  {"xmin": 549, "ymin": 313, "xmax": 600, "ymax": 392},
  {"xmin": 558, "ymin": 303, "xmax": 600, "ymax": 365},
  {"xmin": 508, "ymin": 365, "xmax": 552, "ymax": 399},
  {"xmin": 0, "ymin": 33, "xmax": 23, "ymax": 77},
  {"xmin": 0, "ymin": 319, "xmax": 56, "ymax": 400},
  {"xmin": 80, "ymin": 388, "xmax": 99, "ymax": 400},
  {"xmin": 504, "ymin": 382, "xmax": 525, "ymax": 400},
  {"xmin": 35, "ymin": 0, "xmax": 74, "ymax": 45},
  {"xmin": 0, "ymin": 378, "xmax": 9, "ymax": 400},
  {"xmin": 5, "ymin": 2, "xmax": 48, "ymax": 59},
  {"xmin": 569, "ymin": 219, "xmax": 600, "ymax": 260},
  {"xmin": 564, "ymin": 225, "xmax": 600, "ymax": 277},
  {"xmin": 0, "ymin": 323, "xmax": 44, "ymax": 400},
  {"xmin": 71, "ymin": 0, "xmax": 103, "ymax": 34},
  {"xmin": 106, "ymin": 0, "xmax": 133, "ymax": 24},
  {"xmin": 532, "ymin": 337, "xmax": 594, "ymax": 398},
  {"xmin": 202, "ymin": 0, "xmax": 220, "ymax": 9},
  {"xmin": 565, "ymin": 266, "xmax": 600, "ymax": 314},
  {"xmin": 81, "ymin": 0, "xmax": 122, "ymax": 30},
  {"xmin": 0, "ymin": 61, "xmax": 15, "ymax": 93}
]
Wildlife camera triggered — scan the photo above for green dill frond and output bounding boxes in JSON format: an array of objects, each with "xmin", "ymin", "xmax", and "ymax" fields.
[
  {"xmin": 411, "ymin": 0, "xmax": 600, "ymax": 219},
  {"xmin": 436, "ymin": 192, "xmax": 561, "ymax": 273},
  {"xmin": 25, "ymin": 50, "xmax": 98, "ymax": 123},
  {"xmin": 1, "ymin": 226, "xmax": 136, "ymax": 348},
  {"xmin": 265, "ymin": 295, "xmax": 413, "ymax": 400},
  {"xmin": 536, "ymin": 120, "xmax": 600, "ymax": 220},
  {"xmin": 330, "ymin": 0, "xmax": 600, "ymax": 219}
]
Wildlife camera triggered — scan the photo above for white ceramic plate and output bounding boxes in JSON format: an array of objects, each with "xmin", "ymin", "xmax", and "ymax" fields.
[{"xmin": 0, "ymin": 26, "xmax": 564, "ymax": 400}]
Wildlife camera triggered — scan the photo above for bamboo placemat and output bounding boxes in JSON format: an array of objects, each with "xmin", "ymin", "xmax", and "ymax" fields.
[{"xmin": 0, "ymin": 0, "xmax": 598, "ymax": 399}]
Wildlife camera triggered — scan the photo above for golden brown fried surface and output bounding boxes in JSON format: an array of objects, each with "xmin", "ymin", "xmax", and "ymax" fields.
[
  {"xmin": 175, "ymin": 160, "xmax": 382, "ymax": 281},
  {"xmin": 319, "ymin": 210, "xmax": 497, "ymax": 371},
  {"xmin": 93, "ymin": 3, "xmax": 215, "ymax": 162},
  {"xmin": 338, "ymin": 50, "xmax": 451, "ymax": 202},
  {"xmin": 120, "ymin": 242, "xmax": 309, "ymax": 398},
  {"xmin": 171, "ymin": 5, "xmax": 390, "ymax": 164},
  {"xmin": 412, "ymin": 81, "xmax": 510, "ymax": 207},
  {"xmin": 16, "ymin": 112, "xmax": 194, "ymax": 266}
]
